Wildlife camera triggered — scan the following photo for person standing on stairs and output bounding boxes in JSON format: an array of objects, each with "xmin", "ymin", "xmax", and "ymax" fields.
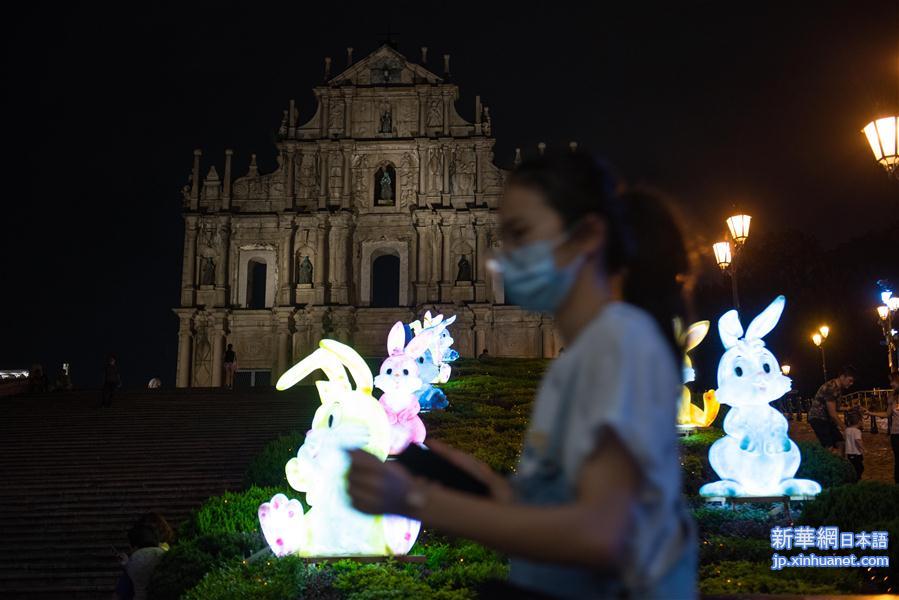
[
  {"xmin": 100, "ymin": 354, "xmax": 120, "ymax": 408},
  {"xmin": 223, "ymin": 343, "xmax": 237, "ymax": 390}
]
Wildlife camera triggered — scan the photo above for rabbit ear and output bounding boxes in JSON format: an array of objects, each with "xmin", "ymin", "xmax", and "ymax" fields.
[
  {"xmin": 387, "ymin": 322, "xmax": 406, "ymax": 355},
  {"xmin": 718, "ymin": 310, "xmax": 744, "ymax": 349},
  {"xmin": 746, "ymin": 295, "xmax": 786, "ymax": 341},
  {"xmin": 684, "ymin": 321, "xmax": 710, "ymax": 352},
  {"xmin": 442, "ymin": 315, "xmax": 457, "ymax": 327},
  {"xmin": 405, "ymin": 329, "xmax": 435, "ymax": 358}
]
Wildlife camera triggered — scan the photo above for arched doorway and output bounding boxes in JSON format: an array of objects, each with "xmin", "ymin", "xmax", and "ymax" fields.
[
  {"xmin": 371, "ymin": 254, "xmax": 400, "ymax": 307},
  {"xmin": 247, "ymin": 259, "xmax": 268, "ymax": 309}
]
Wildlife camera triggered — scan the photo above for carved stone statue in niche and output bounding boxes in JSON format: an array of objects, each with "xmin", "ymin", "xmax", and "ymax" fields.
[
  {"xmin": 374, "ymin": 165, "xmax": 396, "ymax": 205},
  {"xmin": 456, "ymin": 256, "xmax": 472, "ymax": 282},
  {"xmin": 379, "ymin": 104, "xmax": 392, "ymax": 134},
  {"xmin": 380, "ymin": 170, "xmax": 393, "ymax": 200},
  {"xmin": 200, "ymin": 257, "xmax": 216, "ymax": 286},
  {"xmin": 428, "ymin": 147, "xmax": 443, "ymax": 192},
  {"xmin": 296, "ymin": 255, "xmax": 313, "ymax": 284},
  {"xmin": 328, "ymin": 100, "xmax": 345, "ymax": 132},
  {"xmin": 298, "ymin": 153, "xmax": 319, "ymax": 199},
  {"xmin": 482, "ymin": 106, "xmax": 492, "ymax": 136},
  {"xmin": 427, "ymin": 98, "xmax": 442, "ymax": 126}
]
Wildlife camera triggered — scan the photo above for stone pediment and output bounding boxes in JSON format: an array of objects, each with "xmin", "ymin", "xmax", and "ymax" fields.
[{"xmin": 328, "ymin": 45, "xmax": 442, "ymax": 87}]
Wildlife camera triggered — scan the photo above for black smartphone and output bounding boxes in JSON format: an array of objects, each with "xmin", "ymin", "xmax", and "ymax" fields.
[{"xmin": 394, "ymin": 443, "xmax": 490, "ymax": 497}]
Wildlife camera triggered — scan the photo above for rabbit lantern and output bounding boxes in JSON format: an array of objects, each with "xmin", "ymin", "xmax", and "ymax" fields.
[
  {"xmin": 375, "ymin": 321, "xmax": 437, "ymax": 454},
  {"xmin": 699, "ymin": 296, "xmax": 821, "ymax": 498},
  {"xmin": 258, "ymin": 339, "xmax": 420, "ymax": 557},
  {"xmin": 407, "ymin": 312, "xmax": 458, "ymax": 410},
  {"xmin": 675, "ymin": 320, "xmax": 720, "ymax": 428}
]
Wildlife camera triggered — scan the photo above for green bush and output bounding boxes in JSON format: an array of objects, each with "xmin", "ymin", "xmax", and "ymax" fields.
[
  {"xmin": 183, "ymin": 486, "xmax": 293, "ymax": 538},
  {"xmin": 333, "ymin": 563, "xmax": 472, "ymax": 600},
  {"xmin": 678, "ymin": 428, "xmax": 725, "ymax": 452},
  {"xmin": 243, "ymin": 430, "xmax": 305, "ymax": 488},
  {"xmin": 698, "ymin": 535, "xmax": 771, "ymax": 565},
  {"xmin": 800, "ymin": 481, "xmax": 899, "ymax": 530},
  {"xmin": 794, "ymin": 441, "xmax": 856, "ymax": 489},
  {"xmin": 699, "ymin": 560, "xmax": 845, "ymax": 595},
  {"xmin": 148, "ymin": 532, "xmax": 262, "ymax": 600},
  {"xmin": 692, "ymin": 505, "xmax": 776, "ymax": 538},
  {"xmin": 183, "ymin": 555, "xmax": 309, "ymax": 600}
]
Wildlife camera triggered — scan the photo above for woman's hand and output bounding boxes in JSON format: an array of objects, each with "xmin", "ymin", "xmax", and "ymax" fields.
[
  {"xmin": 427, "ymin": 440, "xmax": 514, "ymax": 503},
  {"xmin": 347, "ymin": 449, "xmax": 416, "ymax": 515}
]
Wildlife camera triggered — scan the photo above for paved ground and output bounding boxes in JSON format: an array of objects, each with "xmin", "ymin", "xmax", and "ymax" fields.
[{"xmin": 789, "ymin": 419, "xmax": 896, "ymax": 483}]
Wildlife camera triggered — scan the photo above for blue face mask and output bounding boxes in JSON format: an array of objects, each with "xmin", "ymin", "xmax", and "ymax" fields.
[{"xmin": 495, "ymin": 236, "xmax": 584, "ymax": 313}]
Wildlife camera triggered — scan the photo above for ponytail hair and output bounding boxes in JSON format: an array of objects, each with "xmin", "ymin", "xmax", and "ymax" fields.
[{"xmin": 507, "ymin": 153, "xmax": 692, "ymax": 358}]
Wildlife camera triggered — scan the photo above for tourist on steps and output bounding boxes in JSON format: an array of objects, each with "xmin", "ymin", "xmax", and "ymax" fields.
[
  {"xmin": 223, "ymin": 343, "xmax": 237, "ymax": 390},
  {"xmin": 100, "ymin": 354, "xmax": 120, "ymax": 408},
  {"xmin": 348, "ymin": 152, "xmax": 697, "ymax": 599},
  {"xmin": 807, "ymin": 365, "xmax": 856, "ymax": 456},
  {"xmin": 113, "ymin": 516, "xmax": 170, "ymax": 600}
]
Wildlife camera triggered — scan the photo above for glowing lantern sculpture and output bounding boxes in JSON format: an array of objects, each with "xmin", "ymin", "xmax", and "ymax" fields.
[
  {"xmin": 258, "ymin": 339, "xmax": 420, "ymax": 557},
  {"xmin": 407, "ymin": 311, "xmax": 458, "ymax": 411},
  {"xmin": 699, "ymin": 296, "xmax": 821, "ymax": 498},
  {"xmin": 675, "ymin": 320, "xmax": 720, "ymax": 428}
]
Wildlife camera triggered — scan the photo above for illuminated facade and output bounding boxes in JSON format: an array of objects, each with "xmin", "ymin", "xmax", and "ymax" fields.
[{"xmin": 174, "ymin": 44, "xmax": 560, "ymax": 387}]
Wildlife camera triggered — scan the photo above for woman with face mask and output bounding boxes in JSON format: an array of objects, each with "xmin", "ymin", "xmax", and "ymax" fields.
[{"xmin": 348, "ymin": 152, "xmax": 696, "ymax": 599}]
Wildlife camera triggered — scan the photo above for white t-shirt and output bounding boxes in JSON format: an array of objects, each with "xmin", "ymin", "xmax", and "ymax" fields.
[
  {"xmin": 512, "ymin": 301, "xmax": 693, "ymax": 595},
  {"xmin": 844, "ymin": 426, "xmax": 863, "ymax": 456}
]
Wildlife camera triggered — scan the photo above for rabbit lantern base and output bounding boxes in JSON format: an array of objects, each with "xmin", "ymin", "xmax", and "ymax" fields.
[
  {"xmin": 258, "ymin": 339, "xmax": 420, "ymax": 557},
  {"xmin": 699, "ymin": 296, "xmax": 821, "ymax": 499}
]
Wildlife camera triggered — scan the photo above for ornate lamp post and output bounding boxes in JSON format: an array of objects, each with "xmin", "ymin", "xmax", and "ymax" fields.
[
  {"xmin": 876, "ymin": 291, "xmax": 899, "ymax": 374},
  {"xmin": 781, "ymin": 364, "xmax": 791, "ymax": 376},
  {"xmin": 811, "ymin": 325, "xmax": 830, "ymax": 383},
  {"xmin": 862, "ymin": 116, "xmax": 899, "ymax": 179},
  {"xmin": 712, "ymin": 213, "xmax": 752, "ymax": 309}
]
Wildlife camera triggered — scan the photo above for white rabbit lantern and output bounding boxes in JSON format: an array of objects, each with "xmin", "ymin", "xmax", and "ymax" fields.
[
  {"xmin": 407, "ymin": 311, "xmax": 458, "ymax": 410},
  {"xmin": 699, "ymin": 296, "xmax": 821, "ymax": 498},
  {"xmin": 258, "ymin": 339, "xmax": 420, "ymax": 557}
]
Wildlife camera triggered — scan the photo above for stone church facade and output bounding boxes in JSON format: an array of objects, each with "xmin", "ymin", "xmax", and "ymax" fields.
[{"xmin": 174, "ymin": 45, "xmax": 559, "ymax": 388}]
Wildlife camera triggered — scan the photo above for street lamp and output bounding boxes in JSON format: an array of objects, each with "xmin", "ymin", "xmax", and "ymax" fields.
[
  {"xmin": 862, "ymin": 116, "xmax": 899, "ymax": 179},
  {"xmin": 713, "ymin": 213, "xmax": 751, "ymax": 309},
  {"xmin": 876, "ymin": 291, "xmax": 899, "ymax": 374},
  {"xmin": 781, "ymin": 364, "xmax": 791, "ymax": 376},
  {"xmin": 811, "ymin": 325, "xmax": 829, "ymax": 383}
]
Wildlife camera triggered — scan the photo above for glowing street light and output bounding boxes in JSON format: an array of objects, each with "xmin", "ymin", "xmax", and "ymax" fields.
[
  {"xmin": 876, "ymin": 291, "xmax": 899, "ymax": 375},
  {"xmin": 811, "ymin": 325, "xmax": 830, "ymax": 383},
  {"xmin": 726, "ymin": 214, "xmax": 752, "ymax": 245},
  {"xmin": 781, "ymin": 364, "xmax": 791, "ymax": 376},
  {"xmin": 712, "ymin": 213, "xmax": 752, "ymax": 309},
  {"xmin": 862, "ymin": 116, "xmax": 899, "ymax": 179}
]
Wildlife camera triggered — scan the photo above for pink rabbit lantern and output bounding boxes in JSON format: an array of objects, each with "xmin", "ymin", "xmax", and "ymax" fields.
[{"xmin": 375, "ymin": 321, "xmax": 436, "ymax": 454}]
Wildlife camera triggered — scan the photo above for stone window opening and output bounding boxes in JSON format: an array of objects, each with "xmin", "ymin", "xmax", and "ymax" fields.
[
  {"xmin": 371, "ymin": 252, "xmax": 400, "ymax": 307},
  {"xmin": 246, "ymin": 259, "xmax": 268, "ymax": 309}
]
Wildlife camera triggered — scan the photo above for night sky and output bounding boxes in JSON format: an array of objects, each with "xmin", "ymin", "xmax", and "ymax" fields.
[{"xmin": 4, "ymin": 1, "xmax": 899, "ymax": 393}]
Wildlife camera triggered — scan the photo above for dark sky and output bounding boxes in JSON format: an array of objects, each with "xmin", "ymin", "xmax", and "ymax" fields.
[{"xmin": 3, "ymin": 1, "xmax": 899, "ymax": 390}]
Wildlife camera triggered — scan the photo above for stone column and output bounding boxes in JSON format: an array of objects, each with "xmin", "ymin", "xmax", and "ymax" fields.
[
  {"xmin": 190, "ymin": 149, "xmax": 201, "ymax": 210},
  {"xmin": 175, "ymin": 315, "xmax": 193, "ymax": 388},
  {"xmin": 328, "ymin": 214, "xmax": 349, "ymax": 304},
  {"xmin": 320, "ymin": 94, "xmax": 330, "ymax": 138},
  {"xmin": 430, "ymin": 219, "xmax": 441, "ymax": 291},
  {"xmin": 341, "ymin": 149, "xmax": 351, "ymax": 209},
  {"xmin": 222, "ymin": 149, "xmax": 233, "ymax": 210},
  {"xmin": 441, "ymin": 145, "xmax": 450, "ymax": 194},
  {"xmin": 211, "ymin": 324, "xmax": 224, "ymax": 387},
  {"xmin": 214, "ymin": 219, "xmax": 230, "ymax": 306},
  {"xmin": 417, "ymin": 91, "xmax": 426, "ymax": 135},
  {"xmin": 541, "ymin": 317, "xmax": 556, "ymax": 358},
  {"xmin": 442, "ymin": 92, "xmax": 450, "ymax": 136},
  {"xmin": 344, "ymin": 93, "xmax": 354, "ymax": 135},
  {"xmin": 278, "ymin": 217, "xmax": 295, "ymax": 306},
  {"xmin": 285, "ymin": 148, "xmax": 295, "ymax": 208},
  {"xmin": 475, "ymin": 220, "xmax": 487, "ymax": 283},
  {"xmin": 181, "ymin": 216, "xmax": 198, "ymax": 306},
  {"xmin": 319, "ymin": 151, "xmax": 329, "ymax": 209},
  {"xmin": 315, "ymin": 221, "xmax": 328, "ymax": 288},
  {"xmin": 440, "ymin": 220, "xmax": 453, "ymax": 284}
]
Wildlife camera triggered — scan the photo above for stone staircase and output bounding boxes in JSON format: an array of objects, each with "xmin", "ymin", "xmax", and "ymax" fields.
[{"xmin": 0, "ymin": 387, "xmax": 318, "ymax": 599}]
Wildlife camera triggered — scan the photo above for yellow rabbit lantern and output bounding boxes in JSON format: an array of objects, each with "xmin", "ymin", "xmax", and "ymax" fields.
[{"xmin": 676, "ymin": 320, "xmax": 720, "ymax": 429}]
